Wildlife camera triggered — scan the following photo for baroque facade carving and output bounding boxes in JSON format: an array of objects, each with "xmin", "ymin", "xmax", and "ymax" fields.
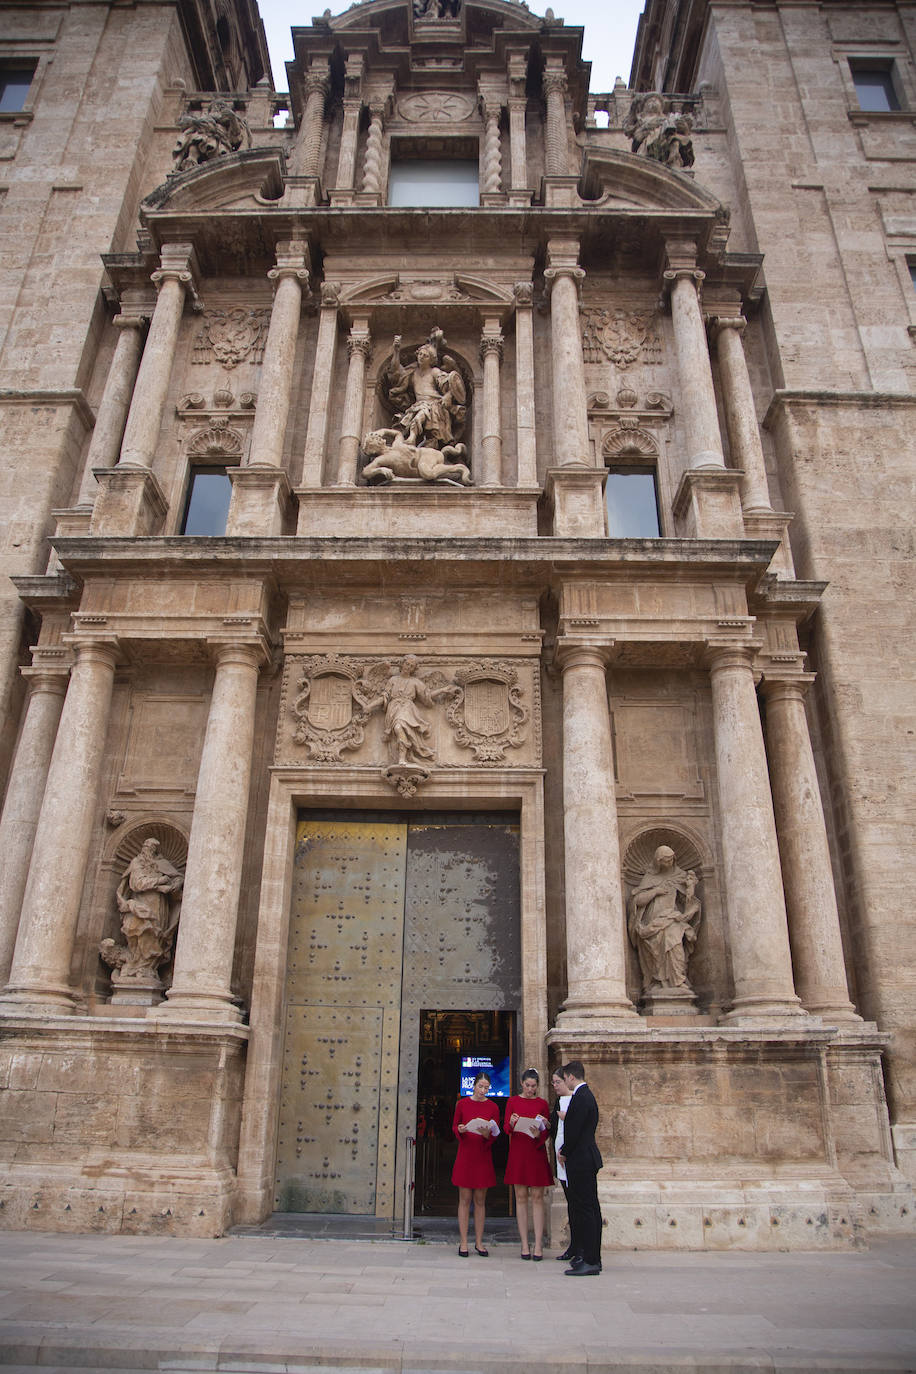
[
  {"xmin": 582, "ymin": 307, "xmax": 662, "ymax": 368},
  {"xmin": 445, "ymin": 661, "xmax": 529, "ymax": 761},
  {"xmin": 192, "ymin": 308, "xmax": 270, "ymax": 369},
  {"xmin": 172, "ymin": 99, "xmax": 251, "ymax": 172}
]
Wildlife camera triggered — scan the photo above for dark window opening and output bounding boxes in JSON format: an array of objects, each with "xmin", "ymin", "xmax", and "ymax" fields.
[
  {"xmin": 851, "ymin": 63, "xmax": 901, "ymax": 112},
  {"xmin": 181, "ymin": 467, "xmax": 232, "ymax": 536},
  {"xmin": 0, "ymin": 65, "xmax": 37, "ymax": 113},
  {"xmin": 388, "ymin": 157, "xmax": 479, "ymax": 207},
  {"xmin": 606, "ymin": 467, "xmax": 661, "ymax": 538}
]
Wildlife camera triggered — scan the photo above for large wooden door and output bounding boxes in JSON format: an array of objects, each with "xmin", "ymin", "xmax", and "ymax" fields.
[{"xmin": 274, "ymin": 812, "xmax": 520, "ymax": 1217}]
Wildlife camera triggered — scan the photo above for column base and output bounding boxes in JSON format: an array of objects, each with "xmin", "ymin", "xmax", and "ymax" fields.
[
  {"xmin": 673, "ymin": 467, "xmax": 744, "ymax": 539},
  {"xmin": 89, "ymin": 465, "xmax": 168, "ymax": 536},
  {"xmin": 541, "ymin": 467, "xmax": 606, "ymax": 537},
  {"xmin": 0, "ymin": 983, "xmax": 77, "ymax": 1015},
  {"xmin": 803, "ymin": 998, "xmax": 862, "ymax": 1023},
  {"xmin": 555, "ymin": 999, "xmax": 643, "ymax": 1028},
  {"xmin": 149, "ymin": 991, "xmax": 243, "ymax": 1024},
  {"xmin": 720, "ymin": 993, "xmax": 808, "ymax": 1025},
  {"xmin": 226, "ymin": 465, "xmax": 292, "ymax": 537}
]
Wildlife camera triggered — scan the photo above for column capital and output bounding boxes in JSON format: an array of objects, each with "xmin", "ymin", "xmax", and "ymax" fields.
[
  {"xmin": 543, "ymin": 264, "xmax": 585, "ymax": 296},
  {"xmin": 513, "ymin": 280, "xmax": 534, "ymax": 306},
  {"xmin": 662, "ymin": 267, "xmax": 705, "ymax": 296},
  {"xmin": 759, "ymin": 672, "xmax": 816, "ymax": 702},
  {"xmin": 113, "ymin": 311, "xmax": 149, "ymax": 332},
  {"xmin": 61, "ymin": 635, "xmax": 121, "ymax": 669},
  {"xmin": 555, "ymin": 641, "xmax": 615, "ymax": 674},
  {"xmin": 479, "ymin": 328, "xmax": 504, "ymax": 363},
  {"xmin": 304, "ymin": 69, "xmax": 330, "ymax": 101},
  {"xmin": 268, "ymin": 264, "xmax": 310, "ymax": 291},
  {"xmin": 543, "ymin": 69, "xmax": 568, "ymax": 98},
  {"xmin": 20, "ymin": 664, "xmax": 70, "ymax": 694},
  {"xmin": 319, "ymin": 280, "xmax": 342, "ymax": 309},
  {"xmin": 151, "ymin": 242, "xmax": 201, "ymax": 310},
  {"xmin": 207, "ymin": 639, "xmax": 269, "ymax": 671},
  {"xmin": 705, "ymin": 642, "xmax": 757, "ymax": 675},
  {"xmin": 347, "ymin": 331, "xmax": 373, "ymax": 361},
  {"xmin": 708, "ymin": 314, "xmax": 746, "ymax": 340}
]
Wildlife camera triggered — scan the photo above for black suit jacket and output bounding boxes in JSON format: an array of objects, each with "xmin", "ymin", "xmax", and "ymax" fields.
[{"xmin": 560, "ymin": 1083, "xmax": 602, "ymax": 1175}]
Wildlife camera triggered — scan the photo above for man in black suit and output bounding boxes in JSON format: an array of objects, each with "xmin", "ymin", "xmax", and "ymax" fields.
[{"xmin": 556, "ymin": 1060, "xmax": 602, "ymax": 1276}]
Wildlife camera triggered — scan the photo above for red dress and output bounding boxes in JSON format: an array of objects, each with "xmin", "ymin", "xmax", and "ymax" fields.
[
  {"xmin": 503, "ymin": 1094, "xmax": 553, "ymax": 1186},
  {"xmin": 451, "ymin": 1096, "xmax": 500, "ymax": 1188}
]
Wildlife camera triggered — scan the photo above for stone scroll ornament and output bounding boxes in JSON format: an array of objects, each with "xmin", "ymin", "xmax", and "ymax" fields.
[
  {"xmin": 99, "ymin": 836, "xmax": 184, "ymax": 992},
  {"xmin": 360, "ymin": 328, "xmax": 473, "ymax": 486},
  {"xmin": 445, "ymin": 661, "xmax": 529, "ymax": 762},
  {"xmin": 172, "ymin": 99, "xmax": 251, "ymax": 172}
]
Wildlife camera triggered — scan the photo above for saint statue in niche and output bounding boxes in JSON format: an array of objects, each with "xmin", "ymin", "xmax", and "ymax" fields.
[
  {"xmin": 627, "ymin": 844, "xmax": 701, "ymax": 994},
  {"xmin": 99, "ymin": 838, "xmax": 184, "ymax": 984},
  {"xmin": 361, "ymin": 329, "xmax": 472, "ymax": 486}
]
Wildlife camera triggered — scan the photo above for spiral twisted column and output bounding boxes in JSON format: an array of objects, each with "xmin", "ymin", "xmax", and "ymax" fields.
[
  {"xmin": 480, "ymin": 98, "xmax": 502, "ymax": 194},
  {"xmin": 301, "ymin": 69, "xmax": 330, "ymax": 178},
  {"xmin": 361, "ymin": 102, "xmax": 386, "ymax": 195},
  {"xmin": 543, "ymin": 70, "xmax": 569, "ymax": 176},
  {"xmin": 1, "ymin": 639, "xmax": 119, "ymax": 1013},
  {"xmin": 337, "ymin": 324, "xmax": 372, "ymax": 485}
]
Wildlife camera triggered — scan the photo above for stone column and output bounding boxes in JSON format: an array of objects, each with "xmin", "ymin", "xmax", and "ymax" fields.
[
  {"xmin": 1, "ymin": 639, "xmax": 119, "ymax": 1013},
  {"xmin": 761, "ymin": 676, "xmax": 859, "ymax": 1020},
  {"xmin": 247, "ymin": 244, "xmax": 310, "ymax": 469},
  {"xmin": 334, "ymin": 57, "xmax": 365, "ymax": 198},
  {"xmin": 479, "ymin": 320, "xmax": 503, "ymax": 487},
  {"xmin": 508, "ymin": 95, "xmax": 528, "ymax": 194},
  {"xmin": 336, "ymin": 319, "xmax": 372, "ymax": 485},
  {"xmin": 543, "ymin": 69, "xmax": 568, "ymax": 176},
  {"xmin": 711, "ymin": 316, "xmax": 774, "ymax": 512},
  {"xmin": 155, "ymin": 641, "xmax": 262, "ymax": 1023},
  {"xmin": 300, "ymin": 282, "xmax": 341, "ymax": 489},
  {"xmin": 479, "ymin": 96, "xmax": 502, "ymax": 198},
  {"xmin": 76, "ymin": 311, "xmax": 147, "ymax": 505},
  {"xmin": 544, "ymin": 240, "xmax": 588, "ymax": 467},
  {"xmin": 301, "ymin": 69, "xmax": 330, "ymax": 178},
  {"xmin": 513, "ymin": 282, "xmax": 537, "ymax": 486},
  {"xmin": 118, "ymin": 245, "xmax": 196, "ymax": 470},
  {"xmin": 0, "ymin": 666, "xmax": 68, "ymax": 987},
  {"xmin": 664, "ymin": 266, "xmax": 725, "ymax": 470},
  {"xmin": 361, "ymin": 101, "xmax": 386, "ymax": 197},
  {"xmin": 708, "ymin": 645, "xmax": 804, "ymax": 1020},
  {"xmin": 557, "ymin": 645, "xmax": 639, "ymax": 1024}
]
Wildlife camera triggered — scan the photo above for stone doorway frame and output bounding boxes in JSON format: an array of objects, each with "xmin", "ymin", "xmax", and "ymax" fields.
[{"xmin": 233, "ymin": 765, "xmax": 547, "ymax": 1226}]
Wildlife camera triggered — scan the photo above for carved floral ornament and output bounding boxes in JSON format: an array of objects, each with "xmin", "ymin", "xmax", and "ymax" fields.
[
  {"xmin": 288, "ymin": 654, "xmax": 529, "ymax": 768},
  {"xmin": 397, "ymin": 92, "xmax": 476, "ymax": 123}
]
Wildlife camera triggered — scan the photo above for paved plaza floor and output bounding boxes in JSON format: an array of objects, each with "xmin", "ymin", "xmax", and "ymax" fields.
[{"xmin": 0, "ymin": 1229, "xmax": 914, "ymax": 1373}]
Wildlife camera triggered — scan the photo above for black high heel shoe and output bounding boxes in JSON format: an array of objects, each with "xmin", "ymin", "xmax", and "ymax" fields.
[
  {"xmin": 458, "ymin": 1246, "xmax": 469, "ymax": 1256},
  {"xmin": 475, "ymin": 1245, "xmax": 489, "ymax": 1256},
  {"xmin": 520, "ymin": 1251, "xmax": 531, "ymax": 1260}
]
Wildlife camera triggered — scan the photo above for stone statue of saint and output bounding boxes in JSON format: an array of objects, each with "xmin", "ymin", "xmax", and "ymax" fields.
[
  {"xmin": 172, "ymin": 99, "xmax": 251, "ymax": 173},
  {"xmin": 362, "ymin": 329, "xmax": 472, "ymax": 485},
  {"xmin": 360, "ymin": 655, "xmax": 456, "ymax": 765},
  {"xmin": 100, "ymin": 838, "xmax": 184, "ymax": 983},
  {"xmin": 627, "ymin": 844, "xmax": 701, "ymax": 994},
  {"xmin": 624, "ymin": 94, "xmax": 695, "ymax": 170}
]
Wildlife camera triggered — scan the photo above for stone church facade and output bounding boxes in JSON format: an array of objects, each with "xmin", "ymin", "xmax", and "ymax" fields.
[{"xmin": 0, "ymin": 0, "xmax": 913, "ymax": 1248}]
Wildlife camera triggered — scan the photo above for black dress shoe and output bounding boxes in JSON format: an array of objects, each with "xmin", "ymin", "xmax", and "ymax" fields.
[
  {"xmin": 565, "ymin": 1262, "xmax": 601, "ymax": 1276},
  {"xmin": 555, "ymin": 1249, "xmax": 576, "ymax": 1262}
]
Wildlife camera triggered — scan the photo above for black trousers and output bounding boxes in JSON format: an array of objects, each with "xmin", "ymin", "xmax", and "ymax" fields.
[{"xmin": 565, "ymin": 1164, "xmax": 601, "ymax": 1264}]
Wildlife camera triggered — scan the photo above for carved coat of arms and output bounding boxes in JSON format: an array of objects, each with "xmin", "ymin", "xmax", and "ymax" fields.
[
  {"xmin": 292, "ymin": 657, "xmax": 373, "ymax": 761},
  {"xmin": 582, "ymin": 308, "xmax": 661, "ymax": 369},
  {"xmin": 446, "ymin": 662, "xmax": 528, "ymax": 762},
  {"xmin": 192, "ymin": 308, "xmax": 269, "ymax": 369}
]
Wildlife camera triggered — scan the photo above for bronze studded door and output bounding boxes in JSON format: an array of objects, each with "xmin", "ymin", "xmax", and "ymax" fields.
[{"xmin": 275, "ymin": 812, "xmax": 520, "ymax": 1217}]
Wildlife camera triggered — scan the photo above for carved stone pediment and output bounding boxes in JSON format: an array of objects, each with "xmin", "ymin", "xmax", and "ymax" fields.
[
  {"xmin": 445, "ymin": 661, "xmax": 528, "ymax": 762},
  {"xmin": 342, "ymin": 274, "xmax": 513, "ymax": 308}
]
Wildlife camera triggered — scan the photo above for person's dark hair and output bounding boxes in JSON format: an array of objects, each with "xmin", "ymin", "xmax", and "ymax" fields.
[
  {"xmin": 521, "ymin": 1067, "xmax": 539, "ymax": 1084},
  {"xmin": 472, "ymin": 1070, "xmax": 491, "ymax": 1087},
  {"xmin": 563, "ymin": 1060, "xmax": 585, "ymax": 1081}
]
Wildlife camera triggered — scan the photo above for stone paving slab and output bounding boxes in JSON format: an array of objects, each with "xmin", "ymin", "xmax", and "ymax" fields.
[{"xmin": 0, "ymin": 1232, "xmax": 914, "ymax": 1372}]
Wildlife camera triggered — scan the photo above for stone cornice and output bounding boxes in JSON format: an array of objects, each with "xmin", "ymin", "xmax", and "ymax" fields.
[
  {"xmin": 763, "ymin": 387, "xmax": 916, "ymax": 429},
  {"xmin": 0, "ymin": 389, "xmax": 95, "ymax": 430}
]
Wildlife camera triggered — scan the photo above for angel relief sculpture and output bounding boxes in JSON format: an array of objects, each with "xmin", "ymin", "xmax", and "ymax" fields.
[
  {"xmin": 360, "ymin": 656, "xmax": 457, "ymax": 765},
  {"xmin": 360, "ymin": 330, "xmax": 473, "ymax": 486}
]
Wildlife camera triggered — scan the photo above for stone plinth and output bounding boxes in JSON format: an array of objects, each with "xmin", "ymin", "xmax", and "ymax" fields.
[
  {"xmin": 547, "ymin": 1023, "xmax": 912, "ymax": 1249},
  {"xmin": 89, "ymin": 466, "xmax": 168, "ymax": 537},
  {"xmin": 541, "ymin": 469, "xmax": 607, "ymax": 538},
  {"xmin": 295, "ymin": 488, "xmax": 540, "ymax": 539},
  {"xmin": 0, "ymin": 1015, "xmax": 249, "ymax": 1238},
  {"xmin": 673, "ymin": 468, "xmax": 745, "ymax": 540}
]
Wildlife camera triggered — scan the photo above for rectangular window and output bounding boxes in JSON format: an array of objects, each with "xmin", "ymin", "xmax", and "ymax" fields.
[
  {"xmin": 0, "ymin": 64, "xmax": 37, "ymax": 113},
  {"xmin": 909, "ymin": 261, "xmax": 916, "ymax": 290},
  {"xmin": 181, "ymin": 467, "xmax": 232, "ymax": 536},
  {"xmin": 851, "ymin": 63, "xmax": 900, "ymax": 112},
  {"xmin": 606, "ymin": 467, "xmax": 661, "ymax": 538},
  {"xmin": 388, "ymin": 158, "xmax": 479, "ymax": 207}
]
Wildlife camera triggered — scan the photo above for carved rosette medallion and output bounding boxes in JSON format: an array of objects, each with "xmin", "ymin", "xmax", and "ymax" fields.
[
  {"xmin": 291, "ymin": 656, "xmax": 373, "ymax": 761},
  {"xmin": 397, "ymin": 92, "xmax": 475, "ymax": 123},
  {"xmin": 446, "ymin": 661, "xmax": 528, "ymax": 762}
]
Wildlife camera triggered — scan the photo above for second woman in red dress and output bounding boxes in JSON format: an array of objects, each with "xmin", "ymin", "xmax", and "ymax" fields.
[
  {"xmin": 452, "ymin": 1069, "xmax": 500, "ymax": 1256},
  {"xmin": 504, "ymin": 1068, "xmax": 553, "ymax": 1260}
]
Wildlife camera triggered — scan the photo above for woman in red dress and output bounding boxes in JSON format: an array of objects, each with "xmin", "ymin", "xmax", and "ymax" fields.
[
  {"xmin": 452, "ymin": 1070, "xmax": 500, "ymax": 1256},
  {"xmin": 504, "ymin": 1068, "xmax": 552, "ymax": 1260}
]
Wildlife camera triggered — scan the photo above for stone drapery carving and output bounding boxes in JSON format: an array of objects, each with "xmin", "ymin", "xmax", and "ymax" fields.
[
  {"xmin": 445, "ymin": 661, "xmax": 528, "ymax": 761},
  {"xmin": 582, "ymin": 307, "xmax": 662, "ymax": 368},
  {"xmin": 192, "ymin": 308, "xmax": 269, "ymax": 369},
  {"xmin": 360, "ymin": 656, "xmax": 456, "ymax": 765},
  {"xmin": 99, "ymin": 837, "xmax": 184, "ymax": 993},
  {"xmin": 627, "ymin": 843, "xmax": 701, "ymax": 996},
  {"xmin": 623, "ymin": 94, "xmax": 695, "ymax": 170},
  {"xmin": 362, "ymin": 330, "xmax": 472, "ymax": 485},
  {"xmin": 172, "ymin": 100, "xmax": 251, "ymax": 173}
]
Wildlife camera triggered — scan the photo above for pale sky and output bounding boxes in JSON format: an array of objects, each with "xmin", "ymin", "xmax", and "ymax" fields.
[{"xmin": 257, "ymin": 0, "xmax": 647, "ymax": 94}]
